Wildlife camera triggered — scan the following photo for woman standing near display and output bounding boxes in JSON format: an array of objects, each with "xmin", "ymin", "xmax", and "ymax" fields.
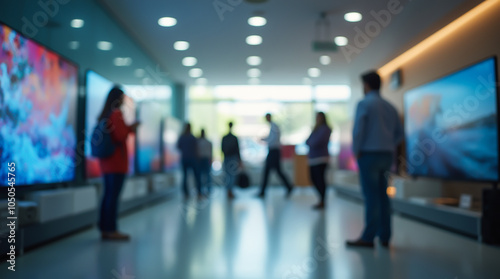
[
  {"xmin": 97, "ymin": 86, "xmax": 140, "ymax": 241},
  {"xmin": 306, "ymin": 112, "xmax": 332, "ymax": 210}
]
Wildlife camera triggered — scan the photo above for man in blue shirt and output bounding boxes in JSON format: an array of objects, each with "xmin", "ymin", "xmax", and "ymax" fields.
[
  {"xmin": 257, "ymin": 113, "xmax": 293, "ymax": 198},
  {"xmin": 347, "ymin": 71, "xmax": 404, "ymax": 248}
]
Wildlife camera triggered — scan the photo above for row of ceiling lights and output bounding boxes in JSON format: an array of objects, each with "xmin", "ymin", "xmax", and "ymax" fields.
[
  {"xmin": 68, "ymin": 18, "xmax": 149, "ymax": 80},
  {"xmin": 158, "ymin": 15, "xmax": 269, "ymax": 85},
  {"xmin": 66, "ymin": 10, "xmax": 364, "ymax": 85},
  {"xmin": 305, "ymin": 12, "xmax": 362, "ymax": 84}
]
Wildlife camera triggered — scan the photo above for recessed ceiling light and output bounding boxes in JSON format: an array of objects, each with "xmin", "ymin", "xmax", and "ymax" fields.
[
  {"xmin": 334, "ymin": 36, "xmax": 349, "ymax": 46},
  {"xmin": 303, "ymin": 77, "xmax": 312, "ymax": 85},
  {"xmin": 320, "ymin": 55, "xmax": 331, "ymax": 65},
  {"xmin": 97, "ymin": 41, "xmax": 113, "ymax": 51},
  {"xmin": 246, "ymin": 56, "xmax": 262, "ymax": 66},
  {"xmin": 247, "ymin": 68, "xmax": 261, "ymax": 78},
  {"xmin": 70, "ymin": 19, "xmax": 84, "ymax": 28},
  {"xmin": 174, "ymin": 41, "xmax": 189, "ymax": 51},
  {"xmin": 246, "ymin": 35, "xmax": 262, "ymax": 45},
  {"xmin": 182, "ymin": 57, "xmax": 197, "ymax": 67},
  {"xmin": 189, "ymin": 68, "xmax": 203, "ymax": 78},
  {"xmin": 344, "ymin": 12, "xmax": 363, "ymax": 22},
  {"xmin": 248, "ymin": 16, "xmax": 267, "ymax": 27},
  {"xmin": 114, "ymin": 57, "xmax": 132, "ymax": 67},
  {"xmin": 249, "ymin": 78, "xmax": 260, "ymax": 85},
  {"xmin": 308, "ymin": 68, "xmax": 321, "ymax": 78},
  {"xmin": 158, "ymin": 17, "xmax": 177, "ymax": 27},
  {"xmin": 134, "ymin": 69, "xmax": 145, "ymax": 78},
  {"xmin": 196, "ymin": 78, "xmax": 208, "ymax": 85},
  {"xmin": 68, "ymin": 41, "xmax": 79, "ymax": 50}
]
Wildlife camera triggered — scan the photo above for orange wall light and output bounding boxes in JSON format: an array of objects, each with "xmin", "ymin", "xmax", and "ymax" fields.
[{"xmin": 378, "ymin": 0, "xmax": 499, "ymax": 77}]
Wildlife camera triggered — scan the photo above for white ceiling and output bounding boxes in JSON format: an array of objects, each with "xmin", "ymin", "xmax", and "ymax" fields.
[{"xmin": 99, "ymin": 0, "xmax": 481, "ymax": 86}]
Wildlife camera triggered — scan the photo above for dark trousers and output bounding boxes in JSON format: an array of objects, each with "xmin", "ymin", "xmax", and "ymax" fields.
[
  {"xmin": 259, "ymin": 149, "xmax": 292, "ymax": 194},
  {"xmin": 357, "ymin": 152, "xmax": 393, "ymax": 243},
  {"xmin": 182, "ymin": 158, "xmax": 202, "ymax": 196},
  {"xmin": 309, "ymin": 163, "xmax": 328, "ymax": 203},
  {"xmin": 99, "ymin": 173, "xmax": 125, "ymax": 233},
  {"xmin": 199, "ymin": 157, "xmax": 212, "ymax": 193},
  {"xmin": 224, "ymin": 155, "xmax": 240, "ymax": 190}
]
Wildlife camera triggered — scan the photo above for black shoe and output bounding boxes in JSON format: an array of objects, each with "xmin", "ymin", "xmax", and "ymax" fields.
[
  {"xmin": 285, "ymin": 187, "xmax": 293, "ymax": 198},
  {"xmin": 256, "ymin": 192, "xmax": 265, "ymax": 198},
  {"xmin": 312, "ymin": 202, "xmax": 325, "ymax": 210},
  {"xmin": 346, "ymin": 239, "xmax": 374, "ymax": 248},
  {"xmin": 380, "ymin": 241, "xmax": 390, "ymax": 248}
]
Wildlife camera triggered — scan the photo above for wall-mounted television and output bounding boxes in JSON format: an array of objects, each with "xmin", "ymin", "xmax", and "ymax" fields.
[
  {"xmin": 163, "ymin": 116, "xmax": 182, "ymax": 172},
  {"xmin": 84, "ymin": 70, "xmax": 136, "ymax": 179},
  {"xmin": 404, "ymin": 57, "xmax": 498, "ymax": 182},
  {"xmin": 0, "ymin": 22, "xmax": 79, "ymax": 186},
  {"xmin": 136, "ymin": 102, "xmax": 167, "ymax": 174}
]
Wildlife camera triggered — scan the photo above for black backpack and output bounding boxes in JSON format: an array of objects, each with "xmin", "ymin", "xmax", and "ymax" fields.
[
  {"xmin": 237, "ymin": 171, "xmax": 250, "ymax": 189},
  {"xmin": 90, "ymin": 118, "xmax": 115, "ymax": 158}
]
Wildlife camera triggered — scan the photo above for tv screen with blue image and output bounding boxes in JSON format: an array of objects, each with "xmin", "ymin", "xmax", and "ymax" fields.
[
  {"xmin": 404, "ymin": 57, "xmax": 498, "ymax": 181},
  {"xmin": 85, "ymin": 71, "xmax": 136, "ymax": 179},
  {"xmin": 163, "ymin": 116, "xmax": 182, "ymax": 172},
  {"xmin": 0, "ymin": 22, "xmax": 78, "ymax": 186},
  {"xmin": 137, "ymin": 102, "xmax": 167, "ymax": 174}
]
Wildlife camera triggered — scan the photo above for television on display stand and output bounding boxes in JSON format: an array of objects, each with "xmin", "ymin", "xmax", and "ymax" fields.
[
  {"xmin": 404, "ymin": 56, "xmax": 499, "ymax": 183},
  {"xmin": 0, "ymin": 21, "xmax": 79, "ymax": 188},
  {"xmin": 403, "ymin": 56, "xmax": 500, "ymax": 244},
  {"xmin": 84, "ymin": 70, "xmax": 136, "ymax": 180}
]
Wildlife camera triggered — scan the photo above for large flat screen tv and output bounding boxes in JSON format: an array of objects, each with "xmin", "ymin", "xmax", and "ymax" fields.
[
  {"xmin": 0, "ymin": 22, "xmax": 78, "ymax": 186},
  {"xmin": 136, "ymin": 102, "xmax": 167, "ymax": 174},
  {"xmin": 163, "ymin": 116, "xmax": 182, "ymax": 172},
  {"xmin": 404, "ymin": 57, "xmax": 498, "ymax": 182},
  {"xmin": 85, "ymin": 71, "xmax": 136, "ymax": 179}
]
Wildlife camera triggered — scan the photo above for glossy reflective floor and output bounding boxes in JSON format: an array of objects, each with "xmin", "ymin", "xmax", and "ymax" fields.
[{"xmin": 1, "ymin": 187, "xmax": 500, "ymax": 279}]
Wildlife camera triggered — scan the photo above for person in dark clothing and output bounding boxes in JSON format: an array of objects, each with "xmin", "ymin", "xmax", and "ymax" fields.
[
  {"xmin": 198, "ymin": 129, "xmax": 213, "ymax": 195},
  {"xmin": 98, "ymin": 86, "xmax": 140, "ymax": 241},
  {"xmin": 221, "ymin": 122, "xmax": 242, "ymax": 199},
  {"xmin": 258, "ymin": 113, "xmax": 293, "ymax": 198},
  {"xmin": 306, "ymin": 112, "xmax": 332, "ymax": 210},
  {"xmin": 177, "ymin": 123, "xmax": 202, "ymax": 198}
]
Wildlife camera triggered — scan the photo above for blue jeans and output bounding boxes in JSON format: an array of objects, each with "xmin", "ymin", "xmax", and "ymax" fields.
[
  {"xmin": 182, "ymin": 158, "xmax": 202, "ymax": 196},
  {"xmin": 99, "ymin": 173, "xmax": 125, "ymax": 233},
  {"xmin": 224, "ymin": 156, "xmax": 240, "ymax": 190},
  {"xmin": 199, "ymin": 157, "xmax": 212, "ymax": 193},
  {"xmin": 357, "ymin": 152, "xmax": 393, "ymax": 243}
]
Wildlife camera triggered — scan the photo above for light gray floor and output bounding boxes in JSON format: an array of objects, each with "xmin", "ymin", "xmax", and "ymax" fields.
[{"xmin": 1, "ymin": 187, "xmax": 499, "ymax": 279}]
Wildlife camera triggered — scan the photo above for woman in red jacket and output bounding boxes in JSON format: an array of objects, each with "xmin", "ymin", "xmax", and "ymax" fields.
[{"xmin": 98, "ymin": 87, "xmax": 139, "ymax": 241}]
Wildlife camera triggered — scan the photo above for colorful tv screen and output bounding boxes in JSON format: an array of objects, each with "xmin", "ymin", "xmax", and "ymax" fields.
[
  {"xmin": 404, "ymin": 57, "xmax": 498, "ymax": 181},
  {"xmin": 0, "ymin": 23, "xmax": 78, "ymax": 186},
  {"xmin": 85, "ymin": 71, "xmax": 136, "ymax": 178},
  {"xmin": 163, "ymin": 116, "xmax": 182, "ymax": 172},
  {"xmin": 338, "ymin": 121, "xmax": 358, "ymax": 171},
  {"xmin": 137, "ymin": 102, "xmax": 166, "ymax": 173}
]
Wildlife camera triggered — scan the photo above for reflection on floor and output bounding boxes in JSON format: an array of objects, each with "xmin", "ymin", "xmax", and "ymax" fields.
[{"xmin": 1, "ymin": 187, "xmax": 499, "ymax": 279}]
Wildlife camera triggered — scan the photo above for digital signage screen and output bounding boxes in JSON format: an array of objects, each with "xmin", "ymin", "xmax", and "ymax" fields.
[
  {"xmin": 0, "ymin": 22, "xmax": 78, "ymax": 186},
  {"xmin": 404, "ymin": 57, "xmax": 498, "ymax": 182},
  {"xmin": 85, "ymin": 70, "xmax": 136, "ymax": 178}
]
